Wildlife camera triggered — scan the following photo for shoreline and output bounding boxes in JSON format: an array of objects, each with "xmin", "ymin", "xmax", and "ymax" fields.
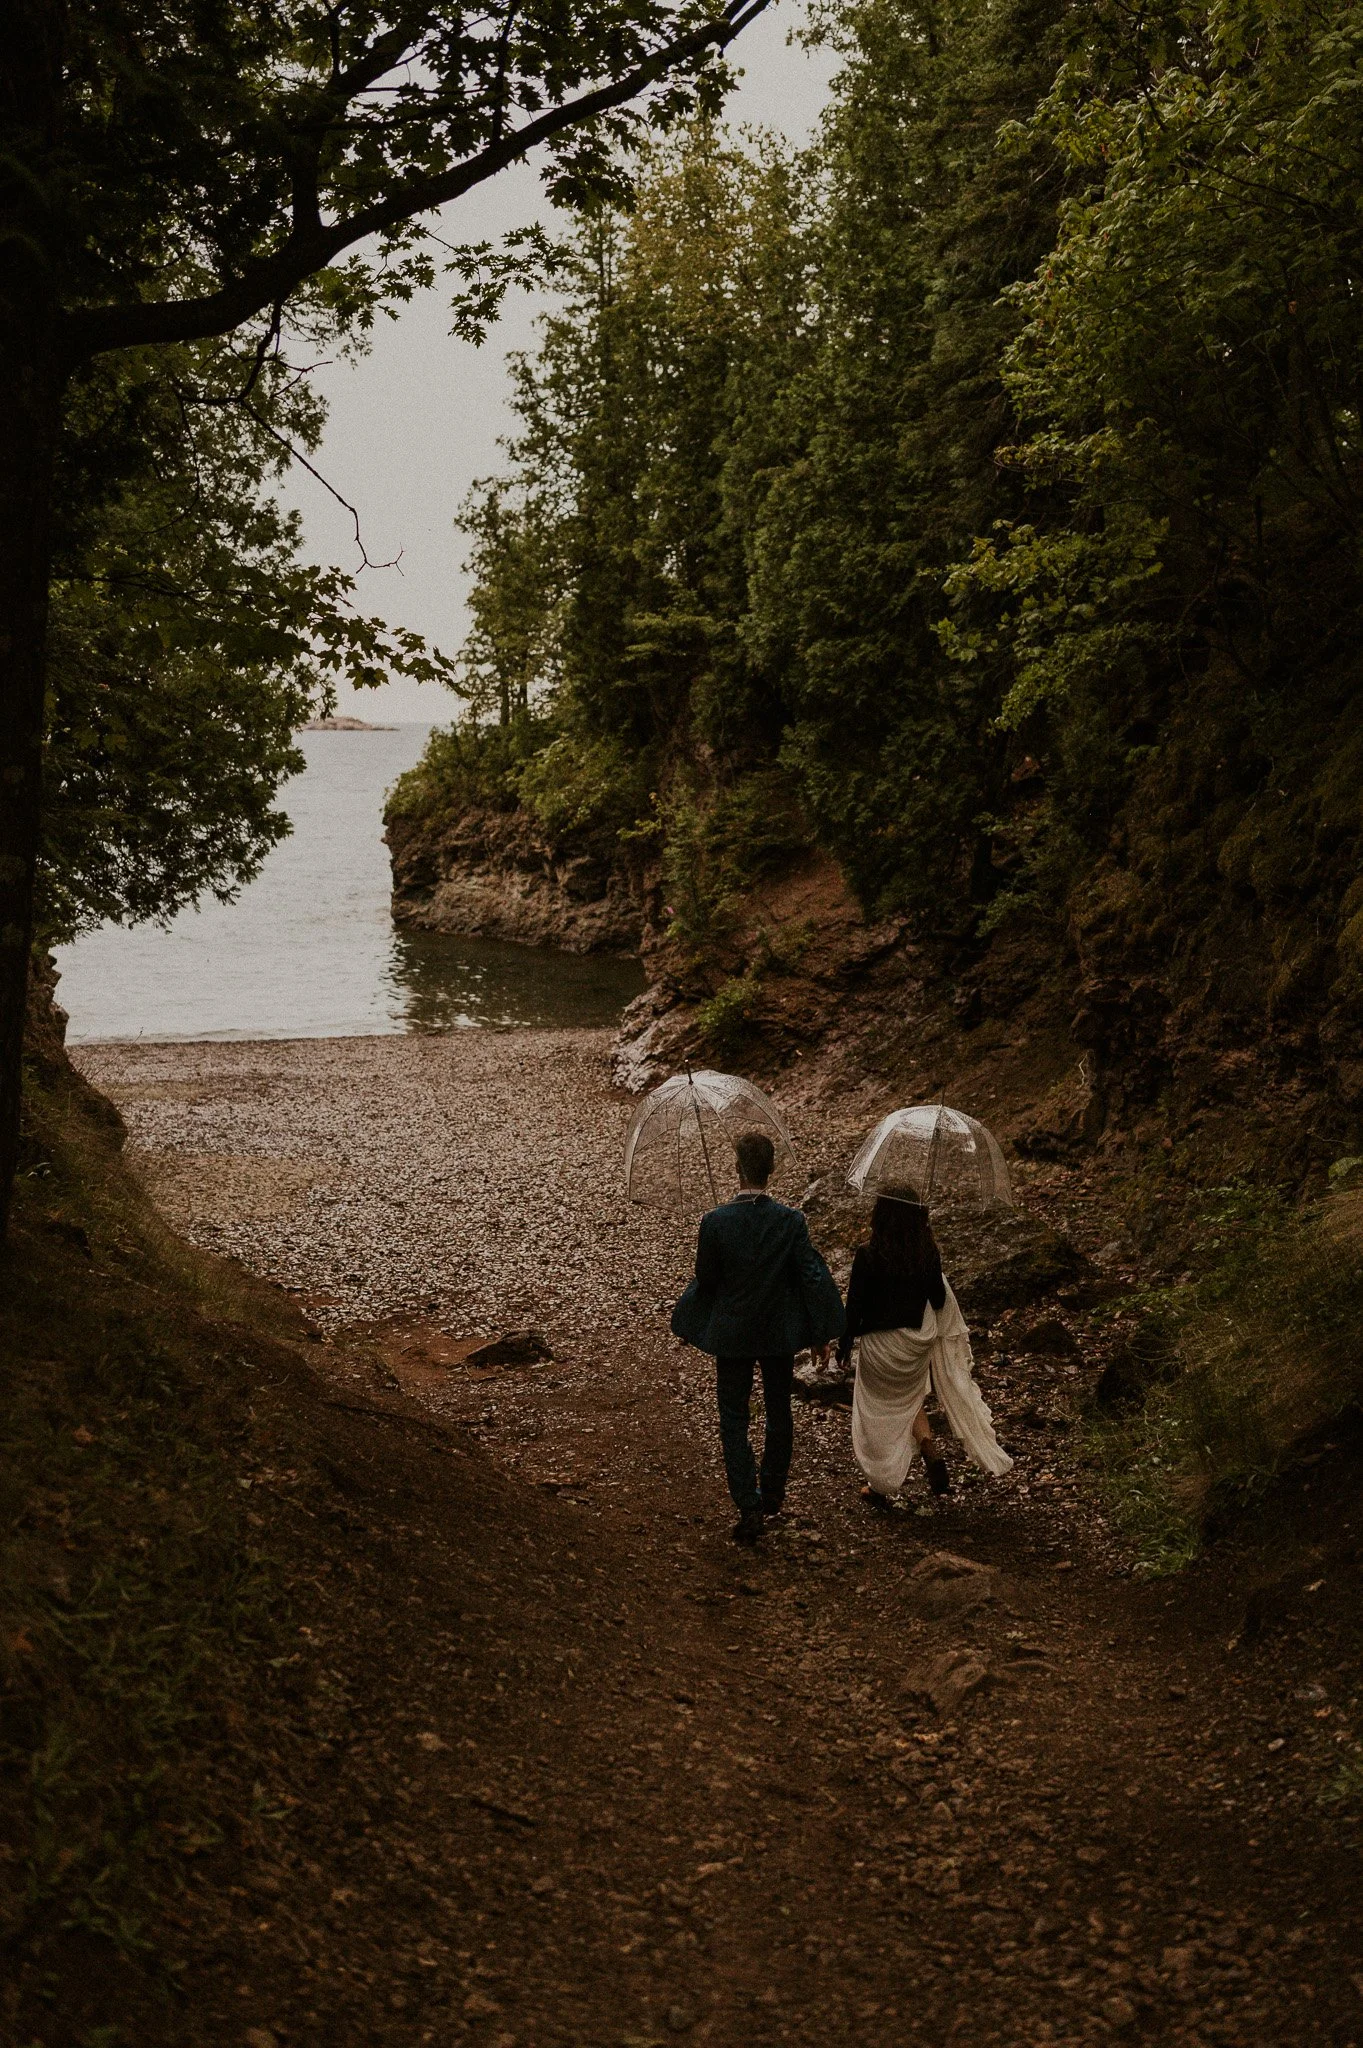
[{"xmin": 65, "ymin": 1018, "xmax": 619, "ymax": 1050}]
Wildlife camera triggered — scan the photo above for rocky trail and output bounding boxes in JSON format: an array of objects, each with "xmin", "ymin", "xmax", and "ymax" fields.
[{"xmin": 76, "ymin": 1031, "xmax": 1363, "ymax": 2048}]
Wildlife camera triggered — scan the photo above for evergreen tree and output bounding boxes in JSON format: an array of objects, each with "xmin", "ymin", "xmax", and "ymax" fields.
[
  {"xmin": 941, "ymin": 0, "xmax": 1363, "ymax": 1029},
  {"xmin": 403, "ymin": 128, "xmax": 812, "ymax": 939}
]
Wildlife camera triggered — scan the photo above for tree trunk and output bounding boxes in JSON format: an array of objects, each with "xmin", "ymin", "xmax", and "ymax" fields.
[
  {"xmin": 0, "ymin": 320, "xmax": 61, "ymax": 1235},
  {"xmin": 0, "ymin": 0, "xmax": 66, "ymax": 1237}
]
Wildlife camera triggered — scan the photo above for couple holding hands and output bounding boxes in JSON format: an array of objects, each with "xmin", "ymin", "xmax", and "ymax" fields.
[{"xmin": 670, "ymin": 1130, "xmax": 1012, "ymax": 1543}]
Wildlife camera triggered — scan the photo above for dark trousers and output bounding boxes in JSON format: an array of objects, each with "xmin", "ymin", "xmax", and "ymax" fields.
[{"xmin": 715, "ymin": 1354, "xmax": 795, "ymax": 1514}]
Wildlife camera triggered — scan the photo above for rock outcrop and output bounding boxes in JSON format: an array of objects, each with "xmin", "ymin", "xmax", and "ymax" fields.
[
  {"xmin": 610, "ymin": 853, "xmax": 909, "ymax": 1092},
  {"xmin": 386, "ymin": 804, "xmax": 643, "ymax": 956}
]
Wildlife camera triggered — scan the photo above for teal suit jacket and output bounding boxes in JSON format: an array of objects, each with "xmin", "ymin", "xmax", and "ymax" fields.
[{"xmin": 670, "ymin": 1194, "xmax": 845, "ymax": 1358}]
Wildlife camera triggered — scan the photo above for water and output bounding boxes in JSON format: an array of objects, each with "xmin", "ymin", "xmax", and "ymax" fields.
[{"xmin": 54, "ymin": 726, "xmax": 645, "ymax": 1043}]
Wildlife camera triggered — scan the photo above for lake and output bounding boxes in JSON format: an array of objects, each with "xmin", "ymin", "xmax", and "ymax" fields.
[{"xmin": 54, "ymin": 725, "xmax": 645, "ymax": 1043}]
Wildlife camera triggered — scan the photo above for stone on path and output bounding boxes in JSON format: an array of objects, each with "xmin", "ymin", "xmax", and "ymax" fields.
[
  {"xmin": 465, "ymin": 1329, "xmax": 553, "ymax": 1366},
  {"xmin": 904, "ymin": 1550, "xmax": 999, "ymax": 1620},
  {"xmin": 929, "ymin": 1647, "xmax": 992, "ymax": 1714},
  {"xmin": 907, "ymin": 1647, "xmax": 993, "ymax": 1716}
]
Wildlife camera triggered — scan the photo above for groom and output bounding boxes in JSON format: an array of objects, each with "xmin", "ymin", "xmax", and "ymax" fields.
[{"xmin": 671, "ymin": 1131, "xmax": 845, "ymax": 1544}]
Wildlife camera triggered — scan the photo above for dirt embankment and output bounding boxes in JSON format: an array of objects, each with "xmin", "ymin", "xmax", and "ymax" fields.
[
  {"xmin": 386, "ymin": 802, "xmax": 643, "ymax": 955},
  {"xmin": 383, "ymin": 753, "xmax": 1362, "ymax": 1210},
  {"xmin": 23, "ymin": 1022, "xmax": 1356, "ymax": 2048},
  {"xmin": 608, "ymin": 862, "xmax": 1363, "ymax": 1239}
]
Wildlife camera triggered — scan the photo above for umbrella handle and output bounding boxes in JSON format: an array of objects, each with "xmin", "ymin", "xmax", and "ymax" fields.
[
  {"xmin": 924, "ymin": 1097, "xmax": 946, "ymax": 1206},
  {"xmin": 686, "ymin": 1060, "xmax": 719, "ymax": 1206}
]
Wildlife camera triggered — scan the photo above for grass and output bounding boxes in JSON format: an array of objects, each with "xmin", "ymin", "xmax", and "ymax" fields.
[
  {"xmin": 0, "ymin": 1040, "xmax": 296, "ymax": 2010},
  {"xmin": 1322, "ymin": 1747, "xmax": 1363, "ymax": 1809},
  {"xmin": 1088, "ymin": 1180, "xmax": 1363, "ymax": 1573}
]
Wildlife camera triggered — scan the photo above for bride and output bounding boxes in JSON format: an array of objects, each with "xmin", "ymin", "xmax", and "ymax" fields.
[{"xmin": 837, "ymin": 1187, "xmax": 1012, "ymax": 1505}]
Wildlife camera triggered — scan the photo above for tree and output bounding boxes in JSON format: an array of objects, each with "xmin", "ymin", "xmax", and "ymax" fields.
[
  {"xmin": 940, "ymin": 0, "xmax": 1363, "ymax": 1009},
  {"xmin": 43, "ymin": 342, "xmax": 452, "ymax": 942},
  {"xmin": 741, "ymin": 0, "xmax": 1074, "ymax": 920},
  {"xmin": 0, "ymin": 0, "xmax": 773, "ymax": 1230},
  {"xmin": 408, "ymin": 126, "xmax": 812, "ymax": 933},
  {"xmin": 415, "ymin": 0, "xmax": 1078, "ymax": 952},
  {"xmin": 455, "ymin": 481, "xmax": 565, "ymax": 729}
]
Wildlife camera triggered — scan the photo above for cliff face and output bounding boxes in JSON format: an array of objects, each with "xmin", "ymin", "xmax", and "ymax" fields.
[
  {"xmin": 382, "ymin": 729, "xmax": 1362, "ymax": 1212},
  {"xmin": 612, "ymin": 833, "xmax": 1363, "ymax": 1223},
  {"xmin": 612, "ymin": 852, "xmax": 908, "ymax": 1089},
  {"xmin": 386, "ymin": 803, "xmax": 643, "ymax": 956}
]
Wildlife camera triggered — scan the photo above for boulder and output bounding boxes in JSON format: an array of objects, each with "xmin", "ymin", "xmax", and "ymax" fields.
[
  {"xmin": 1017, "ymin": 1317, "xmax": 1081, "ymax": 1356},
  {"xmin": 1092, "ymin": 1319, "xmax": 1179, "ymax": 1414},
  {"xmin": 904, "ymin": 1551, "xmax": 999, "ymax": 1620},
  {"xmin": 954, "ymin": 1226, "xmax": 1093, "ymax": 1321},
  {"xmin": 387, "ymin": 802, "xmax": 644, "ymax": 953},
  {"xmin": 907, "ymin": 1647, "xmax": 994, "ymax": 1715}
]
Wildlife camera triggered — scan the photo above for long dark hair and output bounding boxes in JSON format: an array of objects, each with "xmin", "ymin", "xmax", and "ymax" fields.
[{"xmin": 867, "ymin": 1186, "xmax": 942, "ymax": 1284}]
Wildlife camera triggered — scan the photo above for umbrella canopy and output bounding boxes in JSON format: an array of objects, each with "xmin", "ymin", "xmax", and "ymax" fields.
[
  {"xmin": 846, "ymin": 1104, "xmax": 1012, "ymax": 1210},
  {"xmin": 625, "ymin": 1068, "xmax": 798, "ymax": 1211}
]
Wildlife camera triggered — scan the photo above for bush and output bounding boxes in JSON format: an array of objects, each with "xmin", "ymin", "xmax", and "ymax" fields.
[
  {"xmin": 661, "ymin": 768, "xmax": 812, "ymax": 954},
  {"xmin": 515, "ymin": 730, "xmax": 654, "ymax": 845},
  {"xmin": 694, "ymin": 974, "xmax": 762, "ymax": 1060},
  {"xmin": 385, "ymin": 714, "xmax": 555, "ymax": 826},
  {"xmin": 1090, "ymin": 1185, "xmax": 1363, "ymax": 1572}
]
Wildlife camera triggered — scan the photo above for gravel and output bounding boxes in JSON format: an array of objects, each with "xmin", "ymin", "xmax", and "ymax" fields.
[{"xmin": 84, "ymin": 1030, "xmax": 678, "ymax": 1346}]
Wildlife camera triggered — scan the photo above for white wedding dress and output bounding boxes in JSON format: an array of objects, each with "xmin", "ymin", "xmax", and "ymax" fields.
[{"xmin": 851, "ymin": 1281, "xmax": 1013, "ymax": 1496}]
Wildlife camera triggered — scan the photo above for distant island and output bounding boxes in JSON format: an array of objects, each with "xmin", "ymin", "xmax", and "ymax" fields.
[{"xmin": 303, "ymin": 715, "xmax": 398, "ymax": 732}]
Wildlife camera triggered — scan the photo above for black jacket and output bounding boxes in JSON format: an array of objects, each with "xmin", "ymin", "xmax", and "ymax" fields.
[
  {"xmin": 671, "ymin": 1194, "xmax": 845, "ymax": 1359},
  {"xmin": 836, "ymin": 1245, "xmax": 946, "ymax": 1366}
]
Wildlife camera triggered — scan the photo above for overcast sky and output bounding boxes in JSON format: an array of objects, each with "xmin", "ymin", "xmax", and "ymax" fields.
[{"xmin": 279, "ymin": 3, "xmax": 838, "ymax": 723}]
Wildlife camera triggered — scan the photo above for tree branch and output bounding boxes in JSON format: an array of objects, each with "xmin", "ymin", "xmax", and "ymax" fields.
[
  {"xmin": 243, "ymin": 402, "xmax": 403, "ymax": 570},
  {"xmin": 61, "ymin": 0, "xmax": 773, "ymax": 364}
]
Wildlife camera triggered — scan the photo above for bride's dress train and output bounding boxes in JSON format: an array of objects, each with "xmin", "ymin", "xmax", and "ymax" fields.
[{"xmin": 852, "ymin": 1282, "xmax": 1012, "ymax": 1496}]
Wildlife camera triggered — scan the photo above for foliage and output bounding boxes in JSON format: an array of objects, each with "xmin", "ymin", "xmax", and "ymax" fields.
[
  {"xmin": 455, "ymin": 484, "xmax": 567, "ymax": 729},
  {"xmin": 941, "ymin": 0, "xmax": 1363, "ymax": 961},
  {"xmin": 694, "ymin": 972, "xmax": 763, "ymax": 1057},
  {"xmin": 744, "ymin": 0, "xmax": 1075, "ymax": 919},
  {"xmin": 660, "ymin": 767, "xmax": 812, "ymax": 951},
  {"xmin": 41, "ymin": 344, "xmax": 452, "ymax": 941},
  {"xmin": 387, "ymin": 712, "xmax": 554, "ymax": 829},
  {"xmin": 1090, "ymin": 1188, "xmax": 1363, "ymax": 1572},
  {"xmin": 405, "ymin": 123, "xmax": 812, "ymax": 921},
  {"xmin": 37, "ymin": 0, "xmax": 763, "ymax": 367},
  {"xmin": 404, "ymin": 0, "xmax": 1079, "ymax": 943},
  {"xmin": 1322, "ymin": 1749, "xmax": 1363, "ymax": 1811},
  {"xmin": 518, "ymin": 732, "xmax": 656, "ymax": 844}
]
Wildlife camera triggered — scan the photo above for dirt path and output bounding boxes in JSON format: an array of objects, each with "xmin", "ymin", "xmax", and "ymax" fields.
[{"xmin": 78, "ymin": 1033, "xmax": 1363, "ymax": 2047}]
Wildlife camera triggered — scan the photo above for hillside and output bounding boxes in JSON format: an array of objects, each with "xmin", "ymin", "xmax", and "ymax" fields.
[
  {"xmin": 386, "ymin": 0, "xmax": 1363, "ymax": 1208},
  {"xmin": 6, "ymin": 989, "xmax": 1359, "ymax": 2044}
]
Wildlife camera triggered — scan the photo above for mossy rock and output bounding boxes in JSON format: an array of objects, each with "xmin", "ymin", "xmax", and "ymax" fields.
[{"xmin": 951, "ymin": 1216, "xmax": 1093, "ymax": 1320}]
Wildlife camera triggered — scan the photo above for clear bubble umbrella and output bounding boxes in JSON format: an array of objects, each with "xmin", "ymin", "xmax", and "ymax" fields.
[
  {"xmin": 625, "ymin": 1066, "xmax": 798, "ymax": 1211},
  {"xmin": 846, "ymin": 1104, "xmax": 1012, "ymax": 1210}
]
